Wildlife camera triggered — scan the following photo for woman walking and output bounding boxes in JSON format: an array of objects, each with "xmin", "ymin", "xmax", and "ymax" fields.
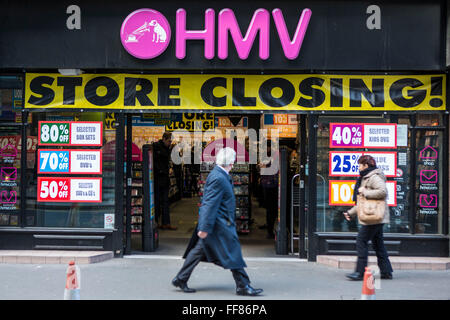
[{"xmin": 343, "ymin": 155, "xmax": 393, "ymax": 280}]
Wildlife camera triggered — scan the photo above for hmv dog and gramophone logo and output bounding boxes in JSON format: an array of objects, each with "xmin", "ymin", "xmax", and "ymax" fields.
[
  {"xmin": 120, "ymin": 9, "xmax": 171, "ymax": 59},
  {"xmin": 120, "ymin": 7, "xmax": 312, "ymax": 60}
]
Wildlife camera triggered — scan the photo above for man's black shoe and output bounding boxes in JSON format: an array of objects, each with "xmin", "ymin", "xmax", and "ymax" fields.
[
  {"xmin": 236, "ymin": 285, "xmax": 263, "ymax": 296},
  {"xmin": 381, "ymin": 273, "xmax": 393, "ymax": 279},
  {"xmin": 346, "ymin": 272, "xmax": 364, "ymax": 281},
  {"xmin": 172, "ymin": 277, "xmax": 196, "ymax": 293}
]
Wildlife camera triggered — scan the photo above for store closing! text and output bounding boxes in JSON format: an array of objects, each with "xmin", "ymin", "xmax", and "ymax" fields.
[{"xmin": 25, "ymin": 74, "xmax": 446, "ymax": 111}]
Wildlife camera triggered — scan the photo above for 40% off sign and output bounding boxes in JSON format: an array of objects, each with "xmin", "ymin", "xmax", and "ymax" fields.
[
  {"xmin": 330, "ymin": 123, "xmax": 397, "ymax": 149},
  {"xmin": 330, "ymin": 124, "xmax": 363, "ymax": 148}
]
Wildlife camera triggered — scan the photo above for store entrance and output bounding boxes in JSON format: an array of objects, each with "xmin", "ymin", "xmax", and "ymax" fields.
[{"xmin": 123, "ymin": 112, "xmax": 303, "ymax": 257}]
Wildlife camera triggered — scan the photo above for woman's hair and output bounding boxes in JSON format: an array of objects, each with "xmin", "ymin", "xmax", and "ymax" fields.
[
  {"xmin": 216, "ymin": 147, "xmax": 236, "ymax": 166},
  {"xmin": 358, "ymin": 155, "xmax": 376, "ymax": 167}
]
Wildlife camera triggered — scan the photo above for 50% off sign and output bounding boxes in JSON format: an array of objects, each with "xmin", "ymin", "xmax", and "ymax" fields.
[{"xmin": 37, "ymin": 177, "xmax": 70, "ymax": 202}]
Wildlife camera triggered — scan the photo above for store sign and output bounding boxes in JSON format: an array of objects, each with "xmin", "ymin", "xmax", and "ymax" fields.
[
  {"xmin": 38, "ymin": 150, "xmax": 102, "ymax": 174},
  {"xmin": 330, "ymin": 123, "xmax": 397, "ymax": 148},
  {"xmin": 329, "ymin": 152, "xmax": 397, "ymax": 177},
  {"xmin": 25, "ymin": 74, "xmax": 446, "ymax": 111},
  {"xmin": 104, "ymin": 113, "xmax": 116, "ymax": 130},
  {"xmin": 120, "ymin": 8, "xmax": 312, "ymax": 60},
  {"xmin": 37, "ymin": 177, "xmax": 102, "ymax": 202},
  {"xmin": 38, "ymin": 121, "xmax": 102, "ymax": 146},
  {"xmin": 363, "ymin": 152, "xmax": 397, "ymax": 177},
  {"xmin": 417, "ymin": 145, "xmax": 440, "ymax": 218},
  {"xmin": 166, "ymin": 113, "xmax": 215, "ymax": 132},
  {"xmin": 329, "ymin": 180, "xmax": 396, "ymax": 206},
  {"xmin": 263, "ymin": 114, "xmax": 297, "ymax": 138}
]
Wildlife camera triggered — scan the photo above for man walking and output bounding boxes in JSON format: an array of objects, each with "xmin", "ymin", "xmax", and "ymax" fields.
[
  {"xmin": 153, "ymin": 132, "xmax": 177, "ymax": 230},
  {"xmin": 172, "ymin": 147, "xmax": 263, "ymax": 296}
]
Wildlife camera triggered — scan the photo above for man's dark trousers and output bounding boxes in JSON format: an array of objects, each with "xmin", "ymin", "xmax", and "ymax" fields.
[
  {"xmin": 155, "ymin": 184, "xmax": 170, "ymax": 225},
  {"xmin": 176, "ymin": 239, "xmax": 250, "ymax": 288},
  {"xmin": 355, "ymin": 224, "xmax": 393, "ymax": 274},
  {"xmin": 262, "ymin": 187, "xmax": 278, "ymax": 236}
]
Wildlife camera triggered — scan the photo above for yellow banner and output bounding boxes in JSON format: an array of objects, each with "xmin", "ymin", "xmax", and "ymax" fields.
[
  {"xmin": 25, "ymin": 73, "xmax": 446, "ymax": 111},
  {"xmin": 165, "ymin": 113, "xmax": 215, "ymax": 132}
]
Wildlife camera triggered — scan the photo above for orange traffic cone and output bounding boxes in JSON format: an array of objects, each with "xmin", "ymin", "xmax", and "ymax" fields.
[
  {"xmin": 64, "ymin": 261, "xmax": 80, "ymax": 300},
  {"xmin": 361, "ymin": 267, "xmax": 376, "ymax": 300}
]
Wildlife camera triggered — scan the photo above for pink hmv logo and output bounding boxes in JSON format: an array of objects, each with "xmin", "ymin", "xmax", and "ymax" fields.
[
  {"xmin": 419, "ymin": 194, "xmax": 437, "ymax": 208},
  {"xmin": 419, "ymin": 170, "xmax": 438, "ymax": 184},
  {"xmin": 120, "ymin": 9, "xmax": 171, "ymax": 59},
  {"xmin": 0, "ymin": 190, "xmax": 17, "ymax": 204},
  {"xmin": 419, "ymin": 146, "xmax": 438, "ymax": 160}
]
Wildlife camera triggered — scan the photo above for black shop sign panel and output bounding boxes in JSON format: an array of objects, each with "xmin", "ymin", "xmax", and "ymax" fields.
[{"xmin": 0, "ymin": 0, "xmax": 445, "ymax": 70}]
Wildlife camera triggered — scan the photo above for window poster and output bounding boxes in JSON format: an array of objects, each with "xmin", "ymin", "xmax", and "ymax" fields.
[{"xmin": 416, "ymin": 143, "xmax": 440, "ymax": 233}]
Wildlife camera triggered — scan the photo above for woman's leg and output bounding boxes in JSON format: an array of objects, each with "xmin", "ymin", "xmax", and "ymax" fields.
[
  {"xmin": 371, "ymin": 224, "xmax": 393, "ymax": 274},
  {"xmin": 355, "ymin": 225, "xmax": 371, "ymax": 274}
]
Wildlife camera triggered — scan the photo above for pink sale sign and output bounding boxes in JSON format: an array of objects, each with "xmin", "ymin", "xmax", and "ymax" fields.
[{"xmin": 329, "ymin": 123, "xmax": 364, "ymax": 148}]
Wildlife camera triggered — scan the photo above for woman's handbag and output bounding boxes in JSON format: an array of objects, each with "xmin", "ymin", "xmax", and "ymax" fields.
[{"xmin": 356, "ymin": 194, "xmax": 385, "ymax": 224}]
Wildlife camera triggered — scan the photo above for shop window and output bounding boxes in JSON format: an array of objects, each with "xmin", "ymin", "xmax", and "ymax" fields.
[
  {"xmin": 414, "ymin": 129, "xmax": 443, "ymax": 234},
  {"xmin": 0, "ymin": 126, "xmax": 21, "ymax": 226},
  {"xmin": 416, "ymin": 114, "xmax": 441, "ymax": 127},
  {"xmin": 316, "ymin": 115, "xmax": 411, "ymax": 233},
  {"xmin": 26, "ymin": 112, "xmax": 116, "ymax": 228},
  {"xmin": 0, "ymin": 76, "xmax": 23, "ymax": 226}
]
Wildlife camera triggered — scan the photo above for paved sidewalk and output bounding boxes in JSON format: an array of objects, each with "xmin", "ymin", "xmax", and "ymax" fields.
[
  {"xmin": 0, "ymin": 254, "xmax": 449, "ymax": 300},
  {"xmin": 317, "ymin": 255, "xmax": 450, "ymax": 270},
  {"xmin": 0, "ymin": 250, "xmax": 113, "ymax": 264}
]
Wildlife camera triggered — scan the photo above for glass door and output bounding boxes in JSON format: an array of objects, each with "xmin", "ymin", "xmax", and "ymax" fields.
[{"xmin": 0, "ymin": 125, "xmax": 22, "ymax": 226}]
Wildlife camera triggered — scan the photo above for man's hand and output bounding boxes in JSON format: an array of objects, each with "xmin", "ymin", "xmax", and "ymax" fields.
[
  {"xmin": 197, "ymin": 231, "xmax": 208, "ymax": 239},
  {"xmin": 343, "ymin": 211, "xmax": 351, "ymax": 221}
]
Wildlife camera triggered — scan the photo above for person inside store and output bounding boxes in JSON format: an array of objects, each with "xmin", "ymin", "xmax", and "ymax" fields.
[
  {"xmin": 258, "ymin": 141, "xmax": 279, "ymax": 239},
  {"xmin": 189, "ymin": 143, "xmax": 201, "ymax": 196},
  {"xmin": 343, "ymin": 155, "xmax": 393, "ymax": 281},
  {"xmin": 172, "ymin": 147, "xmax": 263, "ymax": 296},
  {"xmin": 153, "ymin": 132, "xmax": 177, "ymax": 230}
]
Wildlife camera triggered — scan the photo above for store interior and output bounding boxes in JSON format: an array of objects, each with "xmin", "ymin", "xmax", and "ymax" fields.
[{"xmin": 123, "ymin": 112, "xmax": 300, "ymax": 255}]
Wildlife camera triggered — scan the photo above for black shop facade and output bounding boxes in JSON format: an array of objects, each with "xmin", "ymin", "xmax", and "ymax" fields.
[{"xmin": 0, "ymin": 0, "xmax": 448, "ymax": 261}]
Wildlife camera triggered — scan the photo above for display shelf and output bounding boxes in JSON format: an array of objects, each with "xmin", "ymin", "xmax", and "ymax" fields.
[
  {"xmin": 124, "ymin": 161, "xmax": 145, "ymax": 235},
  {"xmin": 198, "ymin": 162, "xmax": 251, "ymax": 234}
]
